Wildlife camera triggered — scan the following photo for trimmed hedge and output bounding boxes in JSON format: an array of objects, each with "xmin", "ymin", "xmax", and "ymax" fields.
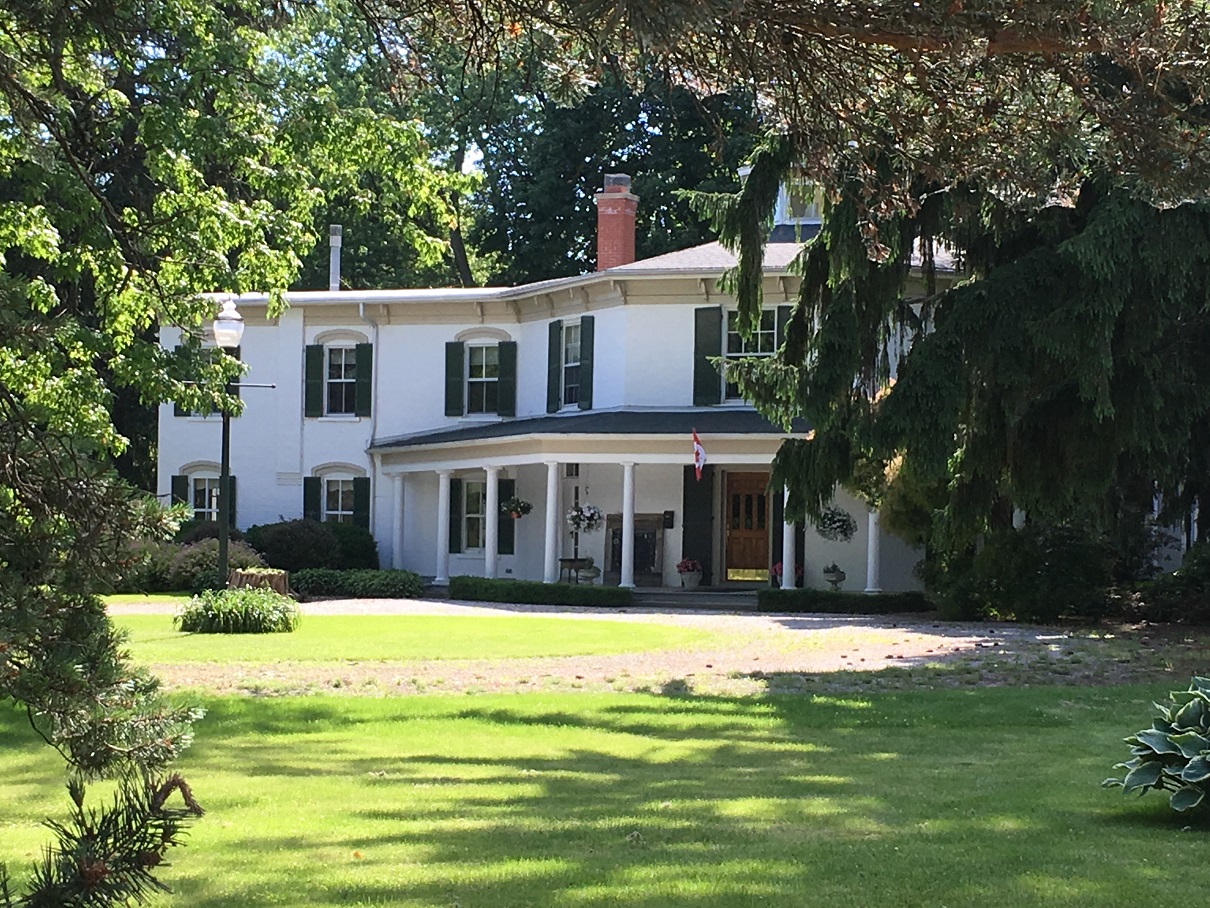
[
  {"xmin": 290, "ymin": 568, "xmax": 425, "ymax": 599},
  {"xmin": 175, "ymin": 588, "xmax": 300, "ymax": 634},
  {"xmin": 758, "ymin": 587, "xmax": 933, "ymax": 614},
  {"xmin": 448, "ymin": 575, "xmax": 633, "ymax": 608},
  {"xmin": 169, "ymin": 539, "xmax": 266, "ymax": 592}
]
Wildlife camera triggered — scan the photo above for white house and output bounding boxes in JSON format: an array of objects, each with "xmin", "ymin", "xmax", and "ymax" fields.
[{"xmin": 157, "ymin": 175, "xmax": 933, "ymax": 591}]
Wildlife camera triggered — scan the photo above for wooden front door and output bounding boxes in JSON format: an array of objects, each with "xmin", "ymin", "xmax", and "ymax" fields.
[{"xmin": 725, "ymin": 472, "xmax": 770, "ymax": 581}]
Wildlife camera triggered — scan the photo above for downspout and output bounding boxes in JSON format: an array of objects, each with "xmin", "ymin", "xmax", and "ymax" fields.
[{"xmin": 359, "ymin": 299, "xmax": 381, "ymax": 533}]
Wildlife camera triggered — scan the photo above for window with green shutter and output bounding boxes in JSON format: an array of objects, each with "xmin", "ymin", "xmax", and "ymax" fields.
[
  {"xmin": 577, "ymin": 316, "xmax": 594, "ymax": 410},
  {"xmin": 498, "ymin": 478, "xmax": 516, "ymax": 555}
]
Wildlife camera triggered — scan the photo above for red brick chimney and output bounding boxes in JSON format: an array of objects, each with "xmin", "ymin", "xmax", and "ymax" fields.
[{"xmin": 595, "ymin": 173, "xmax": 638, "ymax": 270}]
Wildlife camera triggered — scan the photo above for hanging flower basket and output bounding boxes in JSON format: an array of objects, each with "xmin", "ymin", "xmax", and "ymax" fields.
[
  {"xmin": 566, "ymin": 503, "xmax": 604, "ymax": 533},
  {"xmin": 500, "ymin": 496, "xmax": 533, "ymax": 518}
]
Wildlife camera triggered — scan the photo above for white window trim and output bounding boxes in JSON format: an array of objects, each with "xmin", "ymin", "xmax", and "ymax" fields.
[
  {"xmin": 189, "ymin": 472, "xmax": 222, "ymax": 522},
  {"xmin": 322, "ymin": 475, "xmax": 357, "ymax": 524},
  {"xmin": 324, "ymin": 344, "xmax": 358, "ymax": 417},
  {"xmin": 560, "ymin": 320, "xmax": 581, "ymax": 410},
  {"xmin": 465, "ymin": 342, "xmax": 501, "ymax": 417},
  {"xmin": 723, "ymin": 309, "xmax": 778, "ymax": 402}
]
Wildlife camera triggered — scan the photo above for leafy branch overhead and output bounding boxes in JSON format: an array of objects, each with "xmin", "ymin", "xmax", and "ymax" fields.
[{"xmin": 362, "ymin": 0, "xmax": 1210, "ymax": 206}]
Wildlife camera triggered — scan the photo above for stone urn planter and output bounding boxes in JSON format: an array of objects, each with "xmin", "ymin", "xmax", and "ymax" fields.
[
  {"xmin": 822, "ymin": 567, "xmax": 846, "ymax": 591},
  {"xmin": 681, "ymin": 570, "xmax": 703, "ymax": 591}
]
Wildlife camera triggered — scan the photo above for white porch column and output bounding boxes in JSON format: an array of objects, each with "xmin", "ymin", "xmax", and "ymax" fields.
[
  {"xmin": 485, "ymin": 466, "xmax": 500, "ymax": 579},
  {"xmin": 435, "ymin": 470, "xmax": 452, "ymax": 585},
  {"xmin": 543, "ymin": 461, "xmax": 560, "ymax": 583},
  {"xmin": 391, "ymin": 474, "xmax": 405, "ymax": 570},
  {"xmin": 781, "ymin": 486, "xmax": 796, "ymax": 590},
  {"xmin": 864, "ymin": 507, "xmax": 882, "ymax": 593},
  {"xmin": 620, "ymin": 462, "xmax": 636, "ymax": 588}
]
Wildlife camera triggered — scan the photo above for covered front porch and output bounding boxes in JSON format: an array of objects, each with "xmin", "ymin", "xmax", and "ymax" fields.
[{"xmin": 370, "ymin": 410, "xmax": 814, "ymax": 589}]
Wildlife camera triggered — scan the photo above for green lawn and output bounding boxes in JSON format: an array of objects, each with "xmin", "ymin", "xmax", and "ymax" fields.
[
  {"xmin": 103, "ymin": 592, "xmax": 193, "ymax": 607},
  {"xmin": 4, "ymin": 686, "xmax": 1209, "ymax": 907},
  {"xmin": 112, "ymin": 614, "xmax": 718, "ymax": 663}
]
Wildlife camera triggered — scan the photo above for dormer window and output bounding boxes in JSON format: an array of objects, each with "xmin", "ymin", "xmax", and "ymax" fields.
[{"xmin": 775, "ymin": 182, "xmax": 823, "ymax": 225}]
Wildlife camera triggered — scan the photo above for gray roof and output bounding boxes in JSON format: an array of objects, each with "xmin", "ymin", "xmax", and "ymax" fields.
[
  {"xmin": 371, "ymin": 409, "xmax": 809, "ymax": 451},
  {"xmin": 608, "ymin": 240, "xmax": 807, "ymax": 274}
]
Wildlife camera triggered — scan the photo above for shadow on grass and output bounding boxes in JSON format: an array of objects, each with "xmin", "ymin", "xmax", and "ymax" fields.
[{"xmin": 1, "ymin": 684, "xmax": 1198, "ymax": 907}]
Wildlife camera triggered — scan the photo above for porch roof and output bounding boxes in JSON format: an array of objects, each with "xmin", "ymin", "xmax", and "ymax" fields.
[{"xmin": 370, "ymin": 409, "xmax": 809, "ymax": 453}]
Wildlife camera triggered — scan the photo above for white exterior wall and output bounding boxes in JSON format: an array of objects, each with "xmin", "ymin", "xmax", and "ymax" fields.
[{"xmin": 157, "ymin": 281, "xmax": 922, "ymax": 591}]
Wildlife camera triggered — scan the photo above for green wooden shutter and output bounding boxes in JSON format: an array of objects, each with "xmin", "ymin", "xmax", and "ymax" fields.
[
  {"xmin": 693, "ymin": 306, "xmax": 723, "ymax": 406},
  {"xmin": 303, "ymin": 476, "xmax": 322, "ymax": 521},
  {"xmin": 352, "ymin": 476, "xmax": 371, "ymax": 529},
  {"xmin": 497, "ymin": 341, "xmax": 517, "ymax": 417},
  {"xmin": 445, "ymin": 342, "xmax": 465, "ymax": 417},
  {"xmin": 449, "ymin": 477, "xmax": 463, "ymax": 554},
  {"xmin": 577, "ymin": 316, "xmax": 594, "ymax": 411},
  {"xmin": 546, "ymin": 320, "xmax": 562, "ymax": 413},
  {"xmin": 227, "ymin": 475, "xmax": 238, "ymax": 528},
  {"xmin": 498, "ymin": 478, "xmax": 516, "ymax": 555},
  {"xmin": 354, "ymin": 343, "xmax": 372, "ymax": 417},
  {"xmin": 170, "ymin": 474, "xmax": 189, "ymax": 506},
  {"xmin": 304, "ymin": 345, "xmax": 324, "ymax": 418},
  {"xmin": 173, "ymin": 345, "xmax": 187, "ymax": 416},
  {"xmin": 682, "ymin": 465, "xmax": 714, "ymax": 584}
]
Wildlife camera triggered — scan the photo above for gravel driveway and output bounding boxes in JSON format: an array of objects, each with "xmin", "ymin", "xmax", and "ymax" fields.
[{"xmin": 108, "ymin": 596, "xmax": 1183, "ymax": 696}]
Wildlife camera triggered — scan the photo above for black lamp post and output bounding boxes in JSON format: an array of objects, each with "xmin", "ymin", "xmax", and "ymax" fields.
[{"xmin": 212, "ymin": 297, "xmax": 245, "ymax": 585}]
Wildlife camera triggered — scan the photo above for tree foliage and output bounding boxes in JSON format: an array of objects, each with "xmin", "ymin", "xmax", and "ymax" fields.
[{"xmin": 0, "ymin": 0, "xmax": 452, "ymax": 900}]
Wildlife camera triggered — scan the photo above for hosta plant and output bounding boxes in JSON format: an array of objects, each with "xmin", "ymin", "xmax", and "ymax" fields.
[{"xmin": 1104, "ymin": 677, "xmax": 1210, "ymax": 812}]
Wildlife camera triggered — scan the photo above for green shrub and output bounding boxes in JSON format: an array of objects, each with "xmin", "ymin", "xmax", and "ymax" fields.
[
  {"xmin": 448, "ymin": 575, "xmax": 632, "ymax": 608},
  {"xmin": 1104, "ymin": 677, "xmax": 1210, "ymax": 812},
  {"xmin": 168, "ymin": 538, "xmax": 266, "ymax": 592},
  {"xmin": 1133, "ymin": 541, "xmax": 1210, "ymax": 624},
  {"xmin": 327, "ymin": 522, "xmax": 379, "ymax": 569},
  {"xmin": 245, "ymin": 519, "xmax": 339, "ymax": 572},
  {"xmin": 111, "ymin": 539, "xmax": 179, "ymax": 593},
  {"xmin": 758, "ymin": 588, "xmax": 932, "ymax": 614},
  {"xmin": 290, "ymin": 568, "xmax": 424, "ymax": 599},
  {"xmin": 175, "ymin": 587, "xmax": 300, "ymax": 634},
  {"xmin": 174, "ymin": 517, "xmax": 244, "ymax": 545},
  {"xmin": 935, "ymin": 526, "xmax": 1112, "ymax": 623}
]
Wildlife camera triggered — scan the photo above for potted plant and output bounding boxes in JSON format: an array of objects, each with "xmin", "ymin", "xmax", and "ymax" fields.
[
  {"xmin": 500, "ymin": 496, "xmax": 533, "ymax": 518},
  {"xmin": 676, "ymin": 557, "xmax": 703, "ymax": 590},
  {"xmin": 566, "ymin": 503, "xmax": 604, "ymax": 533},
  {"xmin": 576, "ymin": 555, "xmax": 601, "ymax": 584},
  {"xmin": 822, "ymin": 562, "xmax": 846, "ymax": 590},
  {"xmin": 770, "ymin": 561, "xmax": 804, "ymax": 587}
]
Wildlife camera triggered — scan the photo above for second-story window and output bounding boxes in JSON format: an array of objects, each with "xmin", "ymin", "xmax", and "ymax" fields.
[
  {"xmin": 724, "ymin": 309, "xmax": 777, "ymax": 400},
  {"xmin": 327, "ymin": 346, "xmax": 357, "ymax": 415},
  {"xmin": 562, "ymin": 323, "xmax": 581, "ymax": 407},
  {"xmin": 466, "ymin": 344, "xmax": 500, "ymax": 414}
]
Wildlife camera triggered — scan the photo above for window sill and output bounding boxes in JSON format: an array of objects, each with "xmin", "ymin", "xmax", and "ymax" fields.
[
  {"xmin": 315, "ymin": 415, "xmax": 363, "ymax": 423},
  {"xmin": 460, "ymin": 413, "xmax": 503, "ymax": 423}
]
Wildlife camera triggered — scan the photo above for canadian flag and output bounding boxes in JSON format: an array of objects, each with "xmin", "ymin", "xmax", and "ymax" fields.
[{"xmin": 692, "ymin": 428, "xmax": 707, "ymax": 480}]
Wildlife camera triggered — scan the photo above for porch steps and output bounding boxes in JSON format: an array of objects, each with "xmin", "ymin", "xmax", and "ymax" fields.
[{"xmin": 628, "ymin": 588, "xmax": 759, "ymax": 611}]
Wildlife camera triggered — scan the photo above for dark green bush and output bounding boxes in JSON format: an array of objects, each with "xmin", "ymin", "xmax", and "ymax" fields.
[
  {"xmin": 1104, "ymin": 677, "xmax": 1210, "ymax": 812},
  {"xmin": 175, "ymin": 588, "xmax": 300, "ymax": 634},
  {"xmin": 245, "ymin": 519, "xmax": 339, "ymax": 572},
  {"xmin": 1133, "ymin": 541, "xmax": 1210, "ymax": 624},
  {"xmin": 111, "ymin": 539, "xmax": 179, "ymax": 593},
  {"xmin": 290, "ymin": 568, "xmax": 424, "ymax": 599},
  {"xmin": 326, "ymin": 521, "xmax": 379, "ymax": 569},
  {"xmin": 934, "ymin": 526, "xmax": 1112, "ymax": 623},
  {"xmin": 174, "ymin": 517, "xmax": 244, "ymax": 545},
  {"xmin": 449, "ymin": 575, "xmax": 633, "ymax": 607},
  {"xmin": 758, "ymin": 588, "xmax": 932, "ymax": 614},
  {"xmin": 168, "ymin": 539, "xmax": 265, "ymax": 592}
]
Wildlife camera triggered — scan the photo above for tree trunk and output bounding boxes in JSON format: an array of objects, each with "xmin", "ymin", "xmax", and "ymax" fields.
[{"xmin": 228, "ymin": 569, "xmax": 290, "ymax": 596}]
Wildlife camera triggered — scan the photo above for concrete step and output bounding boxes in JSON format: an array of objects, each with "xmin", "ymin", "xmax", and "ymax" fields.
[{"xmin": 629, "ymin": 588, "xmax": 759, "ymax": 611}]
